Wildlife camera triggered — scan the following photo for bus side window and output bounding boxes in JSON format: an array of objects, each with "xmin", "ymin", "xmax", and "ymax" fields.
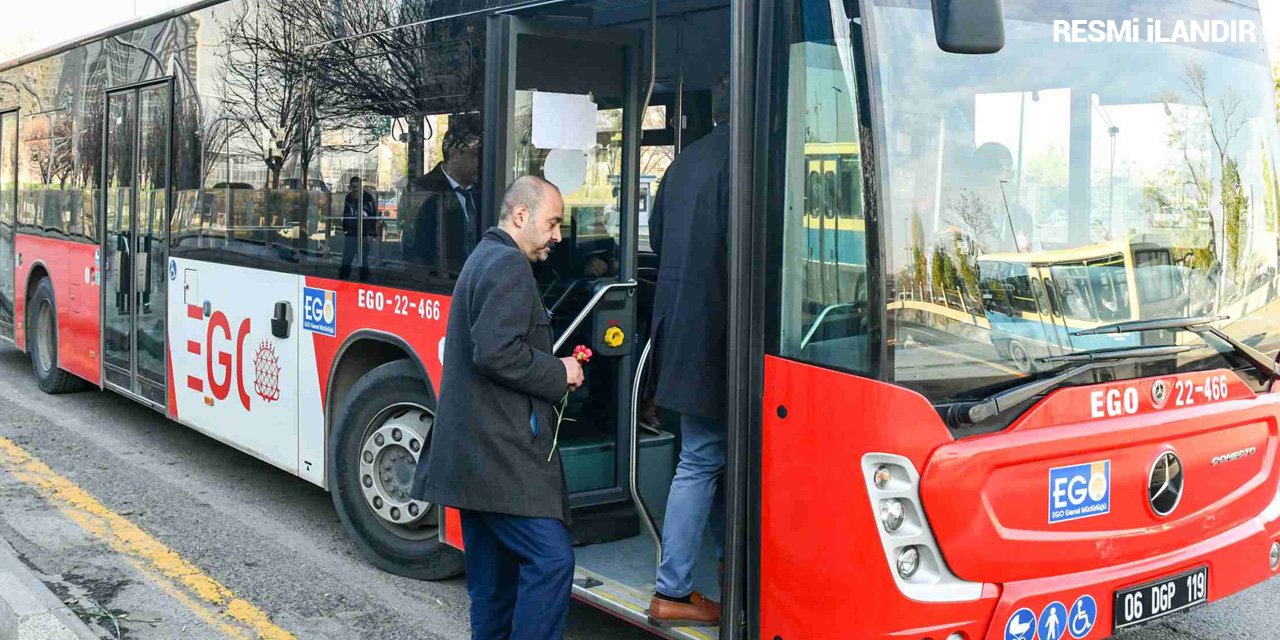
[
  {"xmin": 806, "ymin": 169, "xmax": 821, "ymax": 219},
  {"xmin": 1031, "ymin": 277, "xmax": 1051, "ymax": 318},
  {"xmin": 1005, "ymin": 264, "xmax": 1036, "ymax": 315},
  {"xmin": 824, "ymin": 170, "xmax": 837, "ymax": 219},
  {"xmin": 839, "ymin": 158, "xmax": 860, "ymax": 219},
  {"xmin": 1134, "ymin": 249, "xmax": 1174, "ymax": 304},
  {"xmin": 1042, "ymin": 277, "xmax": 1062, "ymax": 318}
]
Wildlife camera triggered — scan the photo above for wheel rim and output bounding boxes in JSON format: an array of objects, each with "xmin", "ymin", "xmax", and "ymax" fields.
[
  {"xmin": 36, "ymin": 300, "xmax": 54, "ymax": 375},
  {"xmin": 357, "ymin": 403, "xmax": 436, "ymax": 539},
  {"xmin": 1010, "ymin": 342, "xmax": 1032, "ymax": 373}
]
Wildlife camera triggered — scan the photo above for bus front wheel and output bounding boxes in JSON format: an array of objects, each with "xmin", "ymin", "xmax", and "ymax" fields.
[
  {"xmin": 1008, "ymin": 340, "xmax": 1036, "ymax": 374},
  {"xmin": 329, "ymin": 359, "xmax": 463, "ymax": 580},
  {"xmin": 27, "ymin": 278, "xmax": 87, "ymax": 394}
]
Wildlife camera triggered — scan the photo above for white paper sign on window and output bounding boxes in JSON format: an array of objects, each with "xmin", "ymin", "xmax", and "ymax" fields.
[{"xmin": 532, "ymin": 92, "xmax": 597, "ymax": 151}]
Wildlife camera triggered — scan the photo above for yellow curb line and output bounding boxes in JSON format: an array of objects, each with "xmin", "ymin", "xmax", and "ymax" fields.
[{"xmin": 0, "ymin": 436, "xmax": 294, "ymax": 640}]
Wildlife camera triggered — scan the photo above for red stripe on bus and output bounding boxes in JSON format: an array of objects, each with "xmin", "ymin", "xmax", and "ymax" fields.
[
  {"xmin": 187, "ymin": 305, "xmax": 203, "ymax": 320},
  {"xmin": 186, "ymin": 340, "xmax": 201, "ymax": 355},
  {"xmin": 186, "ymin": 376, "xmax": 203, "ymax": 392}
]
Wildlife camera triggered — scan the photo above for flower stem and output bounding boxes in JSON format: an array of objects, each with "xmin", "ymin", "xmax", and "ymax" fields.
[{"xmin": 548, "ymin": 391, "xmax": 569, "ymax": 462}]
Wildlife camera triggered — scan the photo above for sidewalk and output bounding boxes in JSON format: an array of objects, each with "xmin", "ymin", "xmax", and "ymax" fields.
[{"xmin": 0, "ymin": 537, "xmax": 100, "ymax": 640}]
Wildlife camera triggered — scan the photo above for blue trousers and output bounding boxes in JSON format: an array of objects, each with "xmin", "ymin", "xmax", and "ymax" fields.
[
  {"xmin": 656, "ymin": 413, "xmax": 726, "ymax": 598},
  {"xmin": 460, "ymin": 510, "xmax": 575, "ymax": 640}
]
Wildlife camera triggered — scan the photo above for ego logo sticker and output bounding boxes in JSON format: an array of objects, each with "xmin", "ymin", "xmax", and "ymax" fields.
[
  {"xmin": 1049, "ymin": 460, "xmax": 1110, "ymax": 524},
  {"xmin": 303, "ymin": 287, "xmax": 337, "ymax": 336}
]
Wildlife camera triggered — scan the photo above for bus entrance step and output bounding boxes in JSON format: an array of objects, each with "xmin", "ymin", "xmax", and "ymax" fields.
[{"xmin": 567, "ymin": 501, "xmax": 639, "ymax": 547}]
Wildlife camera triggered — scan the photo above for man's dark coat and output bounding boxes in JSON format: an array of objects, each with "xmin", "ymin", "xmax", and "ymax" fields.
[
  {"xmin": 408, "ymin": 164, "xmax": 479, "ymax": 274},
  {"xmin": 649, "ymin": 125, "xmax": 732, "ymax": 421},
  {"xmin": 411, "ymin": 227, "xmax": 571, "ymax": 522}
]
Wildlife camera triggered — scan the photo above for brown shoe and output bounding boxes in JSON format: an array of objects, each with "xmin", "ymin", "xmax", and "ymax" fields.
[{"xmin": 647, "ymin": 591, "xmax": 720, "ymax": 628}]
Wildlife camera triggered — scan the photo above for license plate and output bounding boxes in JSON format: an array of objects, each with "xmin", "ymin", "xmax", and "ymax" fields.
[{"xmin": 1113, "ymin": 566, "xmax": 1208, "ymax": 631}]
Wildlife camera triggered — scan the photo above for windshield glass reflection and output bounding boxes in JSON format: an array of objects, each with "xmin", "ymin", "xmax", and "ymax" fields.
[{"xmin": 870, "ymin": 0, "xmax": 1280, "ymax": 403}]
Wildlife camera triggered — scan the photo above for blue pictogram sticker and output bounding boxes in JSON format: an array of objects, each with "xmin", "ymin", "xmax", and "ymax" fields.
[
  {"xmin": 1005, "ymin": 607, "xmax": 1037, "ymax": 640},
  {"xmin": 302, "ymin": 287, "xmax": 337, "ymax": 336},
  {"xmin": 1039, "ymin": 601, "xmax": 1068, "ymax": 640},
  {"xmin": 1049, "ymin": 460, "xmax": 1110, "ymax": 523},
  {"xmin": 169, "ymin": 259, "xmax": 177, "ymax": 281},
  {"xmin": 1068, "ymin": 595, "xmax": 1096, "ymax": 639}
]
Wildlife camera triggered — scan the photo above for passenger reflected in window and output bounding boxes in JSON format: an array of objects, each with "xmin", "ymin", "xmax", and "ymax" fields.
[
  {"xmin": 949, "ymin": 142, "xmax": 1032, "ymax": 254},
  {"xmin": 408, "ymin": 124, "xmax": 482, "ymax": 276},
  {"xmin": 340, "ymin": 176, "xmax": 378, "ymax": 281}
]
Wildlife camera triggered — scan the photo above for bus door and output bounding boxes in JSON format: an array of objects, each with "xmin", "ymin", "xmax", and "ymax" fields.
[
  {"xmin": 102, "ymin": 81, "xmax": 171, "ymax": 407},
  {"xmin": 1033, "ymin": 266, "xmax": 1074, "ymax": 360},
  {"xmin": 485, "ymin": 15, "xmax": 648, "ymax": 529},
  {"xmin": 0, "ymin": 110, "xmax": 15, "ymax": 344}
]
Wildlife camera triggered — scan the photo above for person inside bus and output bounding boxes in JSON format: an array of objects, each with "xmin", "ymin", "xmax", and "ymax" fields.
[
  {"xmin": 412, "ymin": 176, "xmax": 583, "ymax": 640},
  {"xmin": 646, "ymin": 72, "xmax": 731, "ymax": 628},
  {"xmin": 958, "ymin": 142, "xmax": 1032, "ymax": 253},
  {"xmin": 408, "ymin": 121, "xmax": 482, "ymax": 275},
  {"xmin": 339, "ymin": 176, "xmax": 378, "ymax": 281}
]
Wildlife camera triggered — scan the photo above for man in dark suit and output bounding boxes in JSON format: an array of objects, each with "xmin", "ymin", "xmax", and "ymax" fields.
[
  {"xmin": 409, "ymin": 124, "xmax": 482, "ymax": 275},
  {"xmin": 645, "ymin": 74, "xmax": 731, "ymax": 628},
  {"xmin": 340, "ymin": 176, "xmax": 378, "ymax": 280},
  {"xmin": 411, "ymin": 176, "xmax": 584, "ymax": 640}
]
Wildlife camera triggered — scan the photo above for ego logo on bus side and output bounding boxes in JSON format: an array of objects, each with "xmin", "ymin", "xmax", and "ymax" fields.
[
  {"xmin": 1090, "ymin": 387, "xmax": 1140, "ymax": 418},
  {"xmin": 303, "ymin": 287, "xmax": 337, "ymax": 337}
]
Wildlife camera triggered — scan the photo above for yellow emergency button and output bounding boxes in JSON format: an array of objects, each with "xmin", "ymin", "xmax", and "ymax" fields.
[{"xmin": 604, "ymin": 325, "xmax": 625, "ymax": 348}]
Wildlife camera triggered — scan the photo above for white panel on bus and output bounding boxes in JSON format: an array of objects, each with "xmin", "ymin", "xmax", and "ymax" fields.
[{"xmin": 167, "ymin": 258, "xmax": 299, "ymax": 474}]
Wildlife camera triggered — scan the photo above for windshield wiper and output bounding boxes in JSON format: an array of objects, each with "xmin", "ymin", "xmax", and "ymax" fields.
[
  {"xmin": 948, "ymin": 344, "xmax": 1202, "ymax": 428},
  {"xmin": 1074, "ymin": 315, "xmax": 1280, "ymax": 382}
]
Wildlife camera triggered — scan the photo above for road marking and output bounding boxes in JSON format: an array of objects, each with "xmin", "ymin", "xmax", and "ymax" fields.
[
  {"xmin": 916, "ymin": 341, "xmax": 1027, "ymax": 377},
  {"xmin": 0, "ymin": 436, "xmax": 295, "ymax": 640}
]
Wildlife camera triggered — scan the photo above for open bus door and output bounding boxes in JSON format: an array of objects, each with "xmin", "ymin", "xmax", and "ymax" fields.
[
  {"xmin": 435, "ymin": 13, "xmax": 720, "ymax": 637},
  {"xmin": 101, "ymin": 80, "xmax": 171, "ymax": 407},
  {"xmin": 476, "ymin": 10, "xmax": 649, "ymax": 536},
  {"xmin": 0, "ymin": 110, "xmax": 15, "ymax": 344}
]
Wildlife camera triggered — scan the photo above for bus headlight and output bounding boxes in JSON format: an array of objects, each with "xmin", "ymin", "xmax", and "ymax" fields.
[
  {"xmin": 879, "ymin": 498, "xmax": 906, "ymax": 532},
  {"xmin": 896, "ymin": 546, "xmax": 920, "ymax": 579},
  {"xmin": 873, "ymin": 464, "xmax": 893, "ymax": 489}
]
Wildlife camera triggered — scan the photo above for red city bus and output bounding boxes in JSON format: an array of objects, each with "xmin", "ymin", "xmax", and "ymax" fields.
[{"xmin": 3, "ymin": 0, "xmax": 1280, "ymax": 638}]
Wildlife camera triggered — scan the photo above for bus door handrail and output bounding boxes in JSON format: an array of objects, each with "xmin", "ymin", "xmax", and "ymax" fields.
[
  {"xmin": 801, "ymin": 302, "xmax": 855, "ymax": 350},
  {"xmin": 629, "ymin": 337, "xmax": 662, "ymax": 562},
  {"xmin": 551, "ymin": 279, "xmax": 637, "ymax": 354}
]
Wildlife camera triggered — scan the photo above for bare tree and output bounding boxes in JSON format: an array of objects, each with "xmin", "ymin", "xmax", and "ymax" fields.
[
  {"xmin": 217, "ymin": 0, "xmax": 324, "ymax": 188},
  {"xmin": 288, "ymin": 0, "xmax": 485, "ymax": 183}
]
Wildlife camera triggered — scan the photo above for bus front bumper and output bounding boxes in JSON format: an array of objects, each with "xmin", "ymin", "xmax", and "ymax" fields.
[{"xmin": 978, "ymin": 500, "xmax": 1280, "ymax": 640}]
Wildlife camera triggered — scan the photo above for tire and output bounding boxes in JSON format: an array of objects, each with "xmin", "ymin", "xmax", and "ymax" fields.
[
  {"xmin": 1008, "ymin": 340, "xmax": 1036, "ymax": 374},
  {"xmin": 27, "ymin": 278, "xmax": 88, "ymax": 394},
  {"xmin": 329, "ymin": 359, "xmax": 464, "ymax": 580}
]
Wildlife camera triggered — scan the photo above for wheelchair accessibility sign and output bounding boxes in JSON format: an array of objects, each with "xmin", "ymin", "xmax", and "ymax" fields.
[{"xmin": 1068, "ymin": 595, "xmax": 1096, "ymax": 638}]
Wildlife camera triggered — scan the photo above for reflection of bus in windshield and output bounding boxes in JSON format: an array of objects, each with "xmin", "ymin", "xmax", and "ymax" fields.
[
  {"xmin": 800, "ymin": 142, "xmax": 866, "ymax": 340},
  {"xmin": 978, "ymin": 238, "xmax": 1181, "ymax": 372}
]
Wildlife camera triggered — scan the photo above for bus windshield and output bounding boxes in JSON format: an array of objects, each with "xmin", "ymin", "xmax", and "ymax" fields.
[{"xmin": 872, "ymin": 0, "xmax": 1280, "ymax": 404}]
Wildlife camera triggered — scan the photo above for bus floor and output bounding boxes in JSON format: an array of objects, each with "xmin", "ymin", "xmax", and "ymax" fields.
[{"xmin": 571, "ymin": 524, "xmax": 722, "ymax": 639}]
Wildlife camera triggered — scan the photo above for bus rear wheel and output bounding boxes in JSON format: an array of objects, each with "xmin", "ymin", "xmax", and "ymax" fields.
[
  {"xmin": 329, "ymin": 359, "xmax": 463, "ymax": 580},
  {"xmin": 28, "ymin": 278, "xmax": 87, "ymax": 394}
]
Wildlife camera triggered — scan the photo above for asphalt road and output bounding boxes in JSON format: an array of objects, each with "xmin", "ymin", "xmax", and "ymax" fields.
[
  {"xmin": 0, "ymin": 344, "xmax": 651, "ymax": 640},
  {"xmin": 0, "ymin": 343, "xmax": 1277, "ymax": 639}
]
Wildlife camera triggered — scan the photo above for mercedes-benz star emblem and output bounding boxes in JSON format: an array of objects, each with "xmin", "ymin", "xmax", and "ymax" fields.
[{"xmin": 1148, "ymin": 451, "xmax": 1183, "ymax": 517}]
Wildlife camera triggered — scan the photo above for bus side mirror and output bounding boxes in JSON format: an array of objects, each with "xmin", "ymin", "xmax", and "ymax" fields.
[{"xmin": 930, "ymin": 0, "xmax": 1005, "ymax": 54}]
